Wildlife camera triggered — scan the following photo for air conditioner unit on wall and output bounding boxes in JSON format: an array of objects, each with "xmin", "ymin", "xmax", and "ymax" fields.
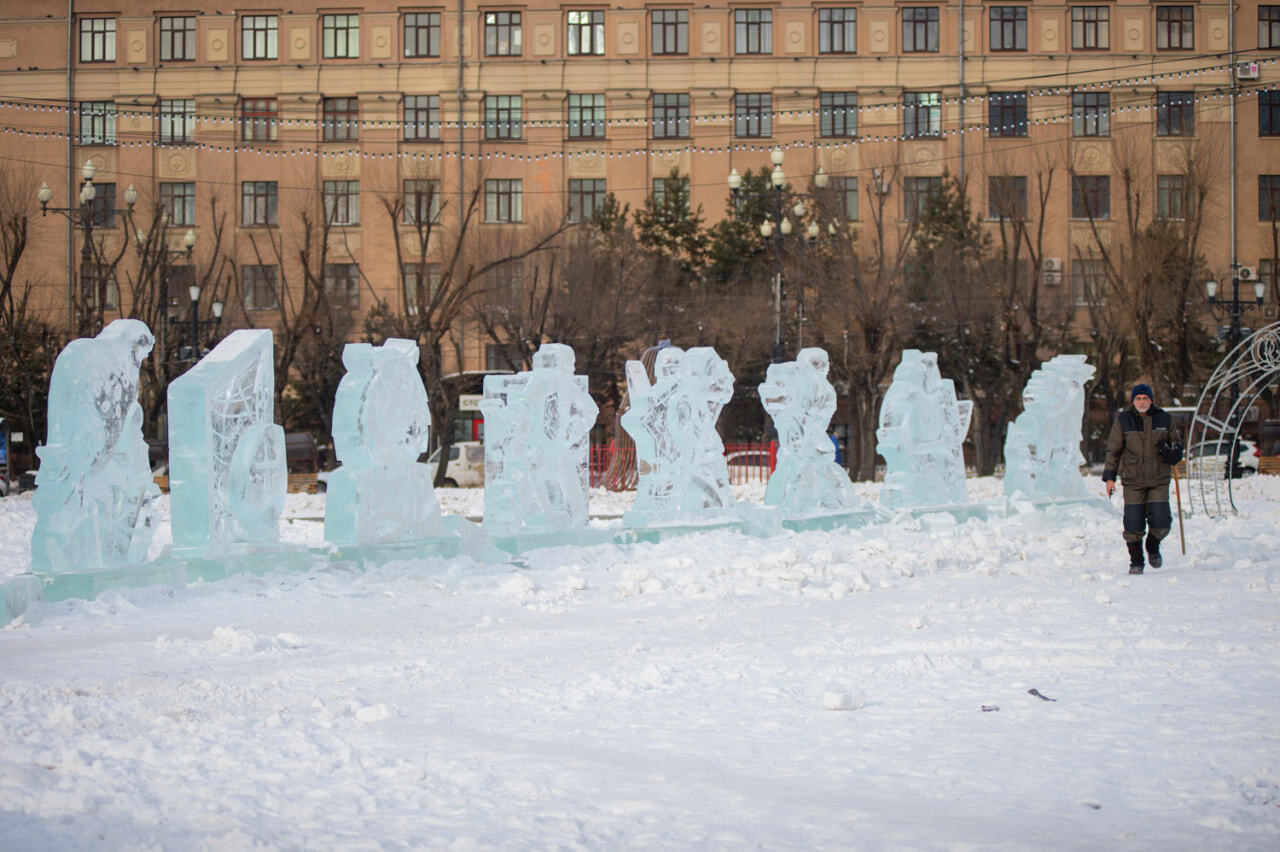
[
  {"xmin": 1239, "ymin": 266, "xmax": 1258, "ymax": 282},
  {"xmin": 1042, "ymin": 257, "xmax": 1063, "ymax": 272},
  {"xmin": 1236, "ymin": 61, "xmax": 1261, "ymax": 81}
]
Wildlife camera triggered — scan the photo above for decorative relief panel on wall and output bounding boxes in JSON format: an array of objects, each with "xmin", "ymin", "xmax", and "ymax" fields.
[
  {"xmin": 567, "ymin": 151, "xmax": 607, "ymax": 178},
  {"xmin": 1040, "ymin": 20, "xmax": 1059, "ymax": 52},
  {"xmin": 206, "ymin": 27, "xmax": 229, "ymax": 62},
  {"xmin": 0, "ymin": 39, "xmax": 16, "ymax": 59},
  {"xmin": 903, "ymin": 142, "xmax": 945, "ymax": 174},
  {"xmin": 321, "ymin": 154, "xmax": 360, "ymax": 179},
  {"xmin": 126, "ymin": 29, "xmax": 147, "ymax": 64},
  {"xmin": 1071, "ymin": 142, "xmax": 1112, "ymax": 173},
  {"xmin": 290, "ymin": 26, "xmax": 310, "ymax": 61},
  {"xmin": 1123, "ymin": 17, "xmax": 1145, "ymax": 51},
  {"xmin": 784, "ymin": 21, "xmax": 806, "ymax": 54},
  {"xmin": 534, "ymin": 24, "xmax": 556, "ymax": 56},
  {"xmin": 159, "ymin": 151, "xmax": 195, "ymax": 180},
  {"xmin": 371, "ymin": 25, "xmax": 392, "ymax": 59},
  {"xmin": 702, "ymin": 22, "xmax": 722, "ymax": 54},
  {"xmin": 869, "ymin": 18, "xmax": 890, "ymax": 54},
  {"xmin": 616, "ymin": 20, "xmax": 640, "ymax": 55},
  {"xmin": 1207, "ymin": 16, "xmax": 1229, "ymax": 51}
]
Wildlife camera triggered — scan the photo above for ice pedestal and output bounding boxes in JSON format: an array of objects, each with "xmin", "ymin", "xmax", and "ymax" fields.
[
  {"xmin": 31, "ymin": 319, "xmax": 160, "ymax": 574},
  {"xmin": 1004, "ymin": 355, "xmax": 1097, "ymax": 504}
]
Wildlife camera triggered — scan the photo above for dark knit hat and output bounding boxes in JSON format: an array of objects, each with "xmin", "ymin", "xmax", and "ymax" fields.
[{"xmin": 1131, "ymin": 383, "xmax": 1154, "ymax": 402}]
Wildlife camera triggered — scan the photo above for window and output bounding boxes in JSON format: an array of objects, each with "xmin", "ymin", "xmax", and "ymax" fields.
[
  {"xmin": 1261, "ymin": 92, "xmax": 1280, "ymax": 136},
  {"xmin": 485, "ymin": 179, "xmax": 522, "ymax": 222},
  {"xmin": 404, "ymin": 95, "xmax": 441, "ymax": 140},
  {"xmin": 1156, "ymin": 92, "xmax": 1194, "ymax": 137},
  {"xmin": 1157, "ymin": 175, "xmax": 1190, "ymax": 220},
  {"xmin": 158, "ymin": 99, "xmax": 194, "ymax": 144},
  {"xmin": 1262, "ymin": 6, "xmax": 1280, "ymax": 48},
  {"xmin": 323, "ymin": 263, "xmax": 361, "ymax": 309},
  {"xmin": 818, "ymin": 9, "xmax": 857, "ymax": 54},
  {"xmin": 323, "ymin": 180, "xmax": 360, "ymax": 226},
  {"xmin": 1259, "ymin": 175, "xmax": 1280, "ymax": 220},
  {"xmin": 988, "ymin": 176, "xmax": 1028, "ymax": 219},
  {"xmin": 159, "ymin": 182, "xmax": 196, "ymax": 227},
  {"xmin": 904, "ymin": 176, "xmax": 942, "ymax": 220},
  {"xmin": 243, "ymin": 265, "xmax": 278, "ymax": 310},
  {"xmin": 989, "ymin": 7, "xmax": 1027, "ymax": 51},
  {"xmin": 485, "ymin": 263, "xmax": 524, "ymax": 311},
  {"xmin": 81, "ymin": 264, "xmax": 119, "ymax": 310},
  {"xmin": 404, "ymin": 12, "xmax": 441, "ymax": 57},
  {"xmin": 80, "ymin": 18, "xmax": 116, "ymax": 62},
  {"xmin": 241, "ymin": 181, "xmax": 278, "ymax": 226},
  {"xmin": 241, "ymin": 98, "xmax": 279, "ymax": 143},
  {"xmin": 78, "ymin": 101, "xmax": 116, "ymax": 145},
  {"xmin": 322, "ymin": 13, "xmax": 360, "ymax": 58},
  {"xmin": 568, "ymin": 94, "xmax": 605, "ymax": 139},
  {"xmin": 820, "ymin": 92, "xmax": 858, "ymax": 138},
  {"xmin": 486, "ymin": 343, "xmax": 521, "ymax": 371},
  {"xmin": 652, "ymin": 175, "xmax": 690, "ymax": 212},
  {"xmin": 1156, "ymin": 6, "xmax": 1194, "ymax": 50},
  {"xmin": 653, "ymin": 93, "xmax": 690, "ymax": 139},
  {"xmin": 1071, "ymin": 7, "xmax": 1109, "ymax": 50},
  {"xmin": 322, "ymin": 97, "xmax": 359, "ymax": 141},
  {"xmin": 1071, "ymin": 257, "xmax": 1108, "ymax": 305},
  {"xmin": 402, "ymin": 263, "xmax": 441, "ymax": 315},
  {"xmin": 651, "ymin": 9, "xmax": 688, "ymax": 55},
  {"xmin": 902, "ymin": 7, "xmax": 939, "ymax": 52},
  {"xmin": 904, "ymin": 92, "xmax": 941, "ymax": 138},
  {"xmin": 568, "ymin": 179, "xmax": 607, "ymax": 222},
  {"xmin": 989, "ymin": 92, "xmax": 1028, "ymax": 137},
  {"xmin": 484, "ymin": 95, "xmax": 522, "ymax": 140},
  {"xmin": 1262, "ymin": 259, "xmax": 1279, "ymax": 294},
  {"xmin": 734, "ymin": 93, "xmax": 772, "ymax": 138},
  {"xmin": 86, "ymin": 183, "xmax": 118, "ymax": 228},
  {"xmin": 833, "ymin": 176, "xmax": 859, "ymax": 221},
  {"xmin": 159, "ymin": 16, "xmax": 196, "ymax": 61},
  {"xmin": 403, "ymin": 179, "xmax": 441, "ymax": 225},
  {"xmin": 1072, "ymin": 174, "xmax": 1110, "ymax": 220},
  {"xmin": 1072, "ymin": 92, "xmax": 1110, "ymax": 136},
  {"xmin": 242, "ymin": 15, "xmax": 278, "ymax": 60},
  {"xmin": 568, "ymin": 10, "xmax": 605, "ymax": 55},
  {"xmin": 485, "ymin": 11, "xmax": 522, "ymax": 56},
  {"xmin": 734, "ymin": 9, "xmax": 772, "ymax": 54}
]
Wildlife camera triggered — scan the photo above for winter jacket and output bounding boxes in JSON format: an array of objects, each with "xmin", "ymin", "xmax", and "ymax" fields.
[{"xmin": 1102, "ymin": 404, "xmax": 1174, "ymax": 488}]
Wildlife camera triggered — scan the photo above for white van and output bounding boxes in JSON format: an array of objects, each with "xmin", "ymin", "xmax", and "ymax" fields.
[{"xmin": 425, "ymin": 441, "xmax": 485, "ymax": 487}]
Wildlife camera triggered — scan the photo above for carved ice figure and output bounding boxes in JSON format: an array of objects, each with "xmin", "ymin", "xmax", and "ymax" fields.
[
  {"xmin": 759, "ymin": 347, "xmax": 860, "ymax": 511},
  {"xmin": 876, "ymin": 349, "xmax": 973, "ymax": 508},
  {"xmin": 480, "ymin": 343, "xmax": 599, "ymax": 537},
  {"xmin": 623, "ymin": 345, "xmax": 735, "ymax": 518},
  {"xmin": 1003, "ymin": 354, "xmax": 1096, "ymax": 500},
  {"xmin": 167, "ymin": 330, "xmax": 285, "ymax": 556},
  {"xmin": 31, "ymin": 320, "xmax": 160, "ymax": 573},
  {"xmin": 324, "ymin": 339, "xmax": 444, "ymax": 546}
]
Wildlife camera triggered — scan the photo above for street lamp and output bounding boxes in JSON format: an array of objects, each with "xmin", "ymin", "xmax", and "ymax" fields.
[
  {"xmin": 182, "ymin": 280, "xmax": 224, "ymax": 363},
  {"xmin": 1205, "ymin": 265, "xmax": 1267, "ymax": 477}
]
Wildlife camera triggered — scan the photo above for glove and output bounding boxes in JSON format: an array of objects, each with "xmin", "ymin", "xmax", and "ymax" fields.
[{"xmin": 1158, "ymin": 440, "xmax": 1184, "ymax": 466}]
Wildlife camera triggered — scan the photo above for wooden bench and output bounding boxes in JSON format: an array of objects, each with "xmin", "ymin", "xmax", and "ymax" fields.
[
  {"xmin": 1260, "ymin": 456, "xmax": 1280, "ymax": 476},
  {"xmin": 152, "ymin": 472, "xmax": 322, "ymax": 493}
]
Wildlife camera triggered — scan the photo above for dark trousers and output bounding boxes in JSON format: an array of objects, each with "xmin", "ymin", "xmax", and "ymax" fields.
[{"xmin": 1122, "ymin": 483, "xmax": 1172, "ymax": 544}]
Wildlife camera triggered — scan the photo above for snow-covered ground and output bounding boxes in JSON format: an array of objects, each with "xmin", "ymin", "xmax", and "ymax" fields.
[{"xmin": 2, "ymin": 476, "xmax": 1279, "ymax": 849}]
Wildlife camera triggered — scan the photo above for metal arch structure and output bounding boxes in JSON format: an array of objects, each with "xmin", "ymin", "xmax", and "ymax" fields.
[{"xmin": 1186, "ymin": 321, "xmax": 1280, "ymax": 517}]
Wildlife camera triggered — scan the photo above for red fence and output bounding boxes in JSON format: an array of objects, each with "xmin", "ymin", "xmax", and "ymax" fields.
[{"xmin": 589, "ymin": 442, "xmax": 777, "ymax": 488}]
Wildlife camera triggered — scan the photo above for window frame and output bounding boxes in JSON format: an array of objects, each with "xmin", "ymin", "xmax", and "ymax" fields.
[
  {"xmin": 567, "ymin": 10, "xmax": 605, "ymax": 56},
  {"xmin": 734, "ymin": 93, "xmax": 773, "ymax": 138},
  {"xmin": 322, "ymin": 263, "xmax": 361, "ymax": 309},
  {"xmin": 484, "ymin": 178, "xmax": 523, "ymax": 223},
  {"xmin": 158, "ymin": 99, "xmax": 195, "ymax": 145},
  {"xmin": 484, "ymin": 95, "xmax": 523, "ymax": 140},
  {"xmin": 988, "ymin": 175, "xmax": 1028, "ymax": 220},
  {"xmin": 1072, "ymin": 91, "xmax": 1111, "ymax": 137},
  {"xmin": 904, "ymin": 176, "xmax": 942, "ymax": 220},
  {"xmin": 989, "ymin": 6, "xmax": 1027, "ymax": 51},
  {"xmin": 819, "ymin": 92, "xmax": 858, "ymax": 138},
  {"xmin": 241, "ymin": 97, "xmax": 279, "ymax": 142},
  {"xmin": 1072, "ymin": 174, "xmax": 1111, "ymax": 220},
  {"xmin": 818, "ymin": 8, "xmax": 857, "ymax": 54},
  {"xmin": 404, "ymin": 95, "xmax": 441, "ymax": 141},
  {"xmin": 159, "ymin": 181, "xmax": 196, "ymax": 227},
  {"xmin": 159, "ymin": 16, "xmax": 196, "ymax": 62},
  {"xmin": 322, "ymin": 180, "xmax": 360, "ymax": 227},
  {"xmin": 651, "ymin": 9, "xmax": 689, "ymax": 55},
  {"xmin": 241, "ymin": 181, "xmax": 279, "ymax": 227},
  {"xmin": 1156, "ymin": 174, "xmax": 1190, "ymax": 220},
  {"xmin": 902, "ymin": 7, "xmax": 940, "ymax": 53},
  {"xmin": 568, "ymin": 178, "xmax": 607, "ymax": 223},
  {"xmin": 1262, "ymin": 6, "xmax": 1280, "ymax": 49},
  {"xmin": 242, "ymin": 15, "xmax": 279, "ymax": 60},
  {"xmin": 78, "ymin": 100, "xmax": 116, "ymax": 146},
  {"xmin": 833, "ymin": 176, "xmax": 859, "ymax": 221},
  {"xmin": 1156, "ymin": 6, "xmax": 1194, "ymax": 51},
  {"xmin": 1071, "ymin": 6, "xmax": 1110, "ymax": 50},
  {"xmin": 403, "ymin": 179, "xmax": 442, "ymax": 225},
  {"xmin": 652, "ymin": 93, "xmax": 691, "ymax": 139},
  {"xmin": 79, "ymin": 18, "xmax": 116, "ymax": 63},
  {"xmin": 988, "ymin": 91, "xmax": 1028, "ymax": 138},
  {"xmin": 404, "ymin": 11, "xmax": 441, "ymax": 58},
  {"xmin": 734, "ymin": 8, "xmax": 773, "ymax": 55},
  {"xmin": 903, "ymin": 92, "xmax": 942, "ymax": 138},
  {"xmin": 1155, "ymin": 91, "xmax": 1195, "ymax": 137},
  {"xmin": 322, "ymin": 97, "xmax": 360, "ymax": 142},
  {"xmin": 484, "ymin": 11, "xmax": 522, "ymax": 57},
  {"xmin": 242, "ymin": 264, "xmax": 279, "ymax": 311},
  {"xmin": 567, "ymin": 93, "xmax": 606, "ymax": 139},
  {"xmin": 322, "ymin": 13, "xmax": 360, "ymax": 59},
  {"xmin": 1260, "ymin": 175, "xmax": 1280, "ymax": 220},
  {"xmin": 1260, "ymin": 91, "xmax": 1280, "ymax": 137},
  {"xmin": 86, "ymin": 183, "xmax": 118, "ymax": 228},
  {"xmin": 402, "ymin": 262, "xmax": 441, "ymax": 315}
]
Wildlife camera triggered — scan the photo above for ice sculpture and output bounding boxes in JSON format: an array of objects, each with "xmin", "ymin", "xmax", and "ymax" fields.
[
  {"xmin": 759, "ymin": 348, "xmax": 860, "ymax": 511},
  {"xmin": 31, "ymin": 319, "xmax": 160, "ymax": 573},
  {"xmin": 1003, "ymin": 354, "xmax": 1096, "ymax": 500},
  {"xmin": 876, "ymin": 350, "xmax": 973, "ymax": 508},
  {"xmin": 481, "ymin": 343, "xmax": 599, "ymax": 537},
  {"xmin": 623, "ymin": 346, "xmax": 735, "ymax": 522},
  {"xmin": 324, "ymin": 339, "xmax": 444, "ymax": 546},
  {"xmin": 167, "ymin": 330, "xmax": 285, "ymax": 556}
]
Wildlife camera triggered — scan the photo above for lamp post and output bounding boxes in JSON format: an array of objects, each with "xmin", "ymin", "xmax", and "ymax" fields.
[
  {"xmin": 1205, "ymin": 265, "xmax": 1266, "ymax": 476},
  {"xmin": 727, "ymin": 149, "xmax": 830, "ymax": 362},
  {"xmin": 183, "ymin": 280, "xmax": 224, "ymax": 363}
]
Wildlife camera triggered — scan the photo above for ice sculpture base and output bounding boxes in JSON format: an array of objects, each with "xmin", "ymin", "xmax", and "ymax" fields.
[
  {"xmin": 781, "ymin": 508, "xmax": 883, "ymax": 533},
  {"xmin": 331, "ymin": 516, "xmax": 503, "ymax": 566},
  {"xmin": 619, "ymin": 511, "xmax": 744, "ymax": 544},
  {"xmin": 885, "ymin": 502, "xmax": 993, "ymax": 526},
  {"xmin": 1006, "ymin": 494, "xmax": 1112, "ymax": 516},
  {"xmin": 489, "ymin": 526, "xmax": 619, "ymax": 556}
]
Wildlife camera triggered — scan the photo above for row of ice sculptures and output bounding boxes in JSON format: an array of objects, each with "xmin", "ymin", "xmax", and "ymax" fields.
[{"xmin": 30, "ymin": 319, "xmax": 1096, "ymax": 577}]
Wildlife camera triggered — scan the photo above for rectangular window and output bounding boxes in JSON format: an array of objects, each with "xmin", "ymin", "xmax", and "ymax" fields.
[
  {"xmin": 403, "ymin": 179, "xmax": 441, "ymax": 225},
  {"xmin": 1261, "ymin": 91, "xmax": 1280, "ymax": 136},
  {"xmin": 1157, "ymin": 174, "xmax": 1190, "ymax": 220},
  {"xmin": 833, "ymin": 176, "xmax": 859, "ymax": 221},
  {"xmin": 404, "ymin": 12, "xmax": 441, "ymax": 57},
  {"xmin": 1156, "ymin": 6, "xmax": 1194, "ymax": 50},
  {"xmin": 820, "ymin": 92, "xmax": 858, "ymax": 138},
  {"xmin": 653, "ymin": 93, "xmax": 690, "ymax": 139},
  {"xmin": 567, "ymin": 94, "xmax": 606, "ymax": 139},
  {"xmin": 322, "ymin": 13, "xmax": 360, "ymax": 58},
  {"xmin": 159, "ymin": 182, "xmax": 196, "ymax": 227},
  {"xmin": 568, "ymin": 10, "xmax": 605, "ymax": 55},
  {"xmin": 1071, "ymin": 257, "xmax": 1108, "ymax": 305},
  {"xmin": 652, "ymin": 176, "xmax": 690, "ymax": 212},
  {"xmin": 1156, "ymin": 92, "xmax": 1195, "ymax": 136},
  {"xmin": 904, "ymin": 92, "xmax": 941, "ymax": 138},
  {"xmin": 80, "ymin": 18, "xmax": 116, "ymax": 62},
  {"xmin": 734, "ymin": 93, "xmax": 772, "ymax": 138},
  {"xmin": 241, "ymin": 98, "xmax": 279, "ymax": 142},
  {"xmin": 81, "ymin": 264, "xmax": 119, "ymax": 310},
  {"xmin": 651, "ymin": 9, "xmax": 688, "ymax": 55},
  {"xmin": 404, "ymin": 95, "xmax": 441, "ymax": 140},
  {"xmin": 818, "ymin": 8, "xmax": 857, "ymax": 54},
  {"xmin": 323, "ymin": 263, "xmax": 361, "ymax": 309},
  {"xmin": 988, "ymin": 92, "xmax": 1028, "ymax": 137},
  {"xmin": 485, "ymin": 179, "xmax": 522, "ymax": 222},
  {"xmin": 485, "ymin": 11, "xmax": 522, "ymax": 56},
  {"xmin": 402, "ymin": 263, "xmax": 441, "ymax": 315},
  {"xmin": 1259, "ymin": 175, "xmax": 1280, "ymax": 220},
  {"xmin": 1071, "ymin": 6, "xmax": 1109, "ymax": 50},
  {"xmin": 989, "ymin": 6, "xmax": 1027, "ymax": 51},
  {"xmin": 1072, "ymin": 174, "xmax": 1110, "ymax": 220},
  {"xmin": 159, "ymin": 16, "xmax": 196, "ymax": 61},
  {"xmin": 484, "ymin": 95, "xmax": 522, "ymax": 140},
  {"xmin": 241, "ymin": 181, "xmax": 278, "ymax": 226},
  {"xmin": 86, "ymin": 183, "xmax": 117, "ymax": 228},
  {"xmin": 78, "ymin": 101, "xmax": 116, "ymax": 145},
  {"xmin": 734, "ymin": 9, "xmax": 772, "ymax": 54},
  {"xmin": 904, "ymin": 176, "xmax": 942, "ymax": 220},
  {"xmin": 902, "ymin": 7, "xmax": 939, "ymax": 52},
  {"xmin": 323, "ymin": 180, "xmax": 360, "ymax": 226},
  {"xmin": 243, "ymin": 265, "xmax": 279, "ymax": 310},
  {"xmin": 568, "ymin": 178, "xmax": 607, "ymax": 223},
  {"xmin": 322, "ymin": 97, "xmax": 359, "ymax": 141},
  {"xmin": 485, "ymin": 263, "xmax": 524, "ymax": 311},
  {"xmin": 242, "ymin": 15, "xmax": 278, "ymax": 60},
  {"xmin": 1072, "ymin": 92, "xmax": 1110, "ymax": 137},
  {"xmin": 158, "ymin": 99, "xmax": 195, "ymax": 144},
  {"xmin": 988, "ymin": 176, "xmax": 1028, "ymax": 219},
  {"xmin": 1262, "ymin": 6, "xmax": 1280, "ymax": 48}
]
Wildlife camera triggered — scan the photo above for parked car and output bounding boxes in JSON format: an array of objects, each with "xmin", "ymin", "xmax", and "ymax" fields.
[
  {"xmin": 725, "ymin": 450, "xmax": 774, "ymax": 485},
  {"xmin": 1186, "ymin": 439, "xmax": 1260, "ymax": 478},
  {"xmin": 424, "ymin": 441, "xmax": 485, "ymax": 487}
]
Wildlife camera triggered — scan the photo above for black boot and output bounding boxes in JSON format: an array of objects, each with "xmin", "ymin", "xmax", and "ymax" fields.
[
  {"xmin": 1146, "ymin": 536, "xmax": 1162, "ymax": 569},
  {"xmin": 1127, "ymin": 541, "xmax": 1145, "ymax": 574}
]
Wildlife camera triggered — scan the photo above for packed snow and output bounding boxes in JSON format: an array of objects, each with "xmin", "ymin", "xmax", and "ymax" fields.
[{"xmin": 2, "ymin": 475, "xmax": 1279, "ymax": 848}]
